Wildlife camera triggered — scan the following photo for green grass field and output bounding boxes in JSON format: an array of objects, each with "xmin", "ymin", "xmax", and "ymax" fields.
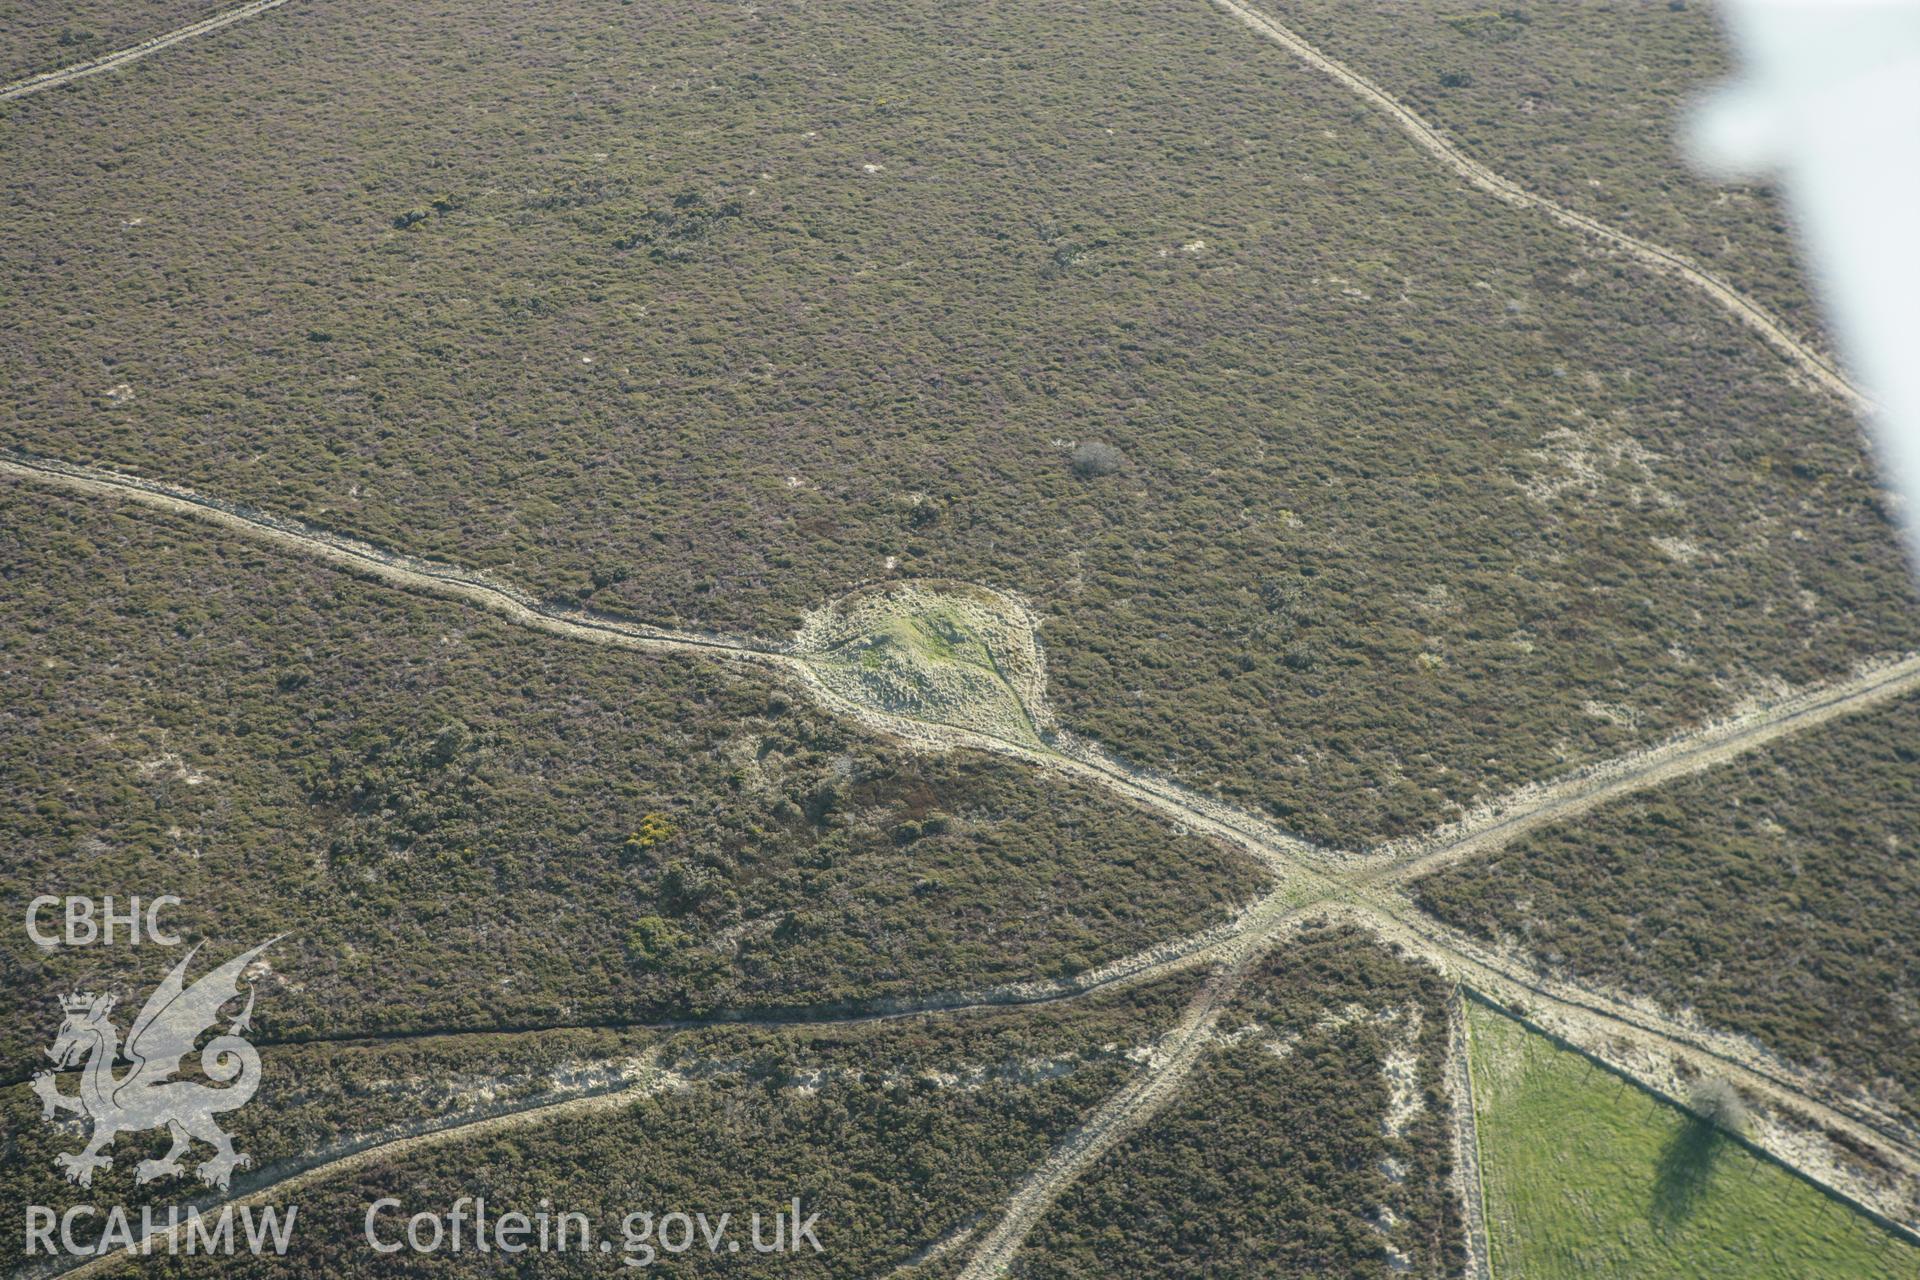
[
  {"xmin": 1467, "ymin": 1001, "xmax": 1916, "ymax": 1279},
  {"xmin": 1420, "ymin": 695, "xmax": 1920, "ymax": 1126}
]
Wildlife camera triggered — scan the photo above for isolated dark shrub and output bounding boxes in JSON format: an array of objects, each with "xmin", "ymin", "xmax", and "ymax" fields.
[
  {"xmin": 659, "ymin": 860, "xmax": 715, "ymax": 914},
  {"xmin": 1071, "ymin": 442, "xmax": 1126, "ymax": 478},
  {"xmin": 1690, "ymin": 1078, "xmax": 1748, "ymax": 1133},
  {"xmin": 625, "ymin": 915, "xmax": 688, "ymax": 972}
]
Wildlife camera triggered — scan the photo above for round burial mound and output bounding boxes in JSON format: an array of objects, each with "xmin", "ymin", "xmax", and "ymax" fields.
[{"xmin": 794, "ymin": 581, "xmax": 1054, "ymax": 747}]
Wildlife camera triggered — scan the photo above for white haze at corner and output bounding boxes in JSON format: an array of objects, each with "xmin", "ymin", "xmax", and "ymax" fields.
[{"xmin": 1690, "ymin": 1, "xmax": 1920, "ymax": 567}]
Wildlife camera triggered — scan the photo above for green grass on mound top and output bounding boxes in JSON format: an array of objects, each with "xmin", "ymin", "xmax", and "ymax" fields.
[
  {"xmin": 798, "ymin": 582, "xmax": 1051, "ymax": 747},
  {"xmin": 1466, "ymin": 1001, "xmax": 1915, "ymax": 1279}
]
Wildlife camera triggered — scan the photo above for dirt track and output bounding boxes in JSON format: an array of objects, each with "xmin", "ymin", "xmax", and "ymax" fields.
[
  {"xmin": 4, "ymin": 1, "xmax": 1914, "ymax": 1271},
  {"xmin": 9, "ymin": 448, "xmax": 1919, "ymax": 1261},
  {"xmin": 42, "ymin": 1048, "xmax": 673, "ymax": 1280},
  {"xmin": 0, "ymin": 0, "xmax": 1866, "ymax": 424},
  {"xmin": 1205, "ymin": 0, "xmax": 1870, "ymax": 416},
  {"xmin": 948, "ymin": 888, "xmax": 1920, "ymax": 1279},
  {"xmin": 1363, "ymin": 651, "xmax": 1920, "ymax": 884},
  {"xmin": 1444, "ymin": 992, "xmax": 1494, "ymax": 1280},
  {"xmin": 1353, "ymin": 902, "xmax": 1920, "ymax": 1226},
  {"xmin": 0, "ymin": 0, "xmax": 292, "ymax": 103},
  {"xmin": 954, "ymin": 942, "xmax": 1265, "ymax": 1280}
]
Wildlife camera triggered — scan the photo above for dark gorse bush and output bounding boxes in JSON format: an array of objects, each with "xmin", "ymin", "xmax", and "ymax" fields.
[{"xmin": 1071, "ymin": 442, "xmax": 1126, "ymax": 478}]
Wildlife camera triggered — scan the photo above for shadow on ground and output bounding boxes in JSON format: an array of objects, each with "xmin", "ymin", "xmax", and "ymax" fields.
[{"xmin": 1650, "ymin": 1114, "xmax": 1726, "ymax": 1231}]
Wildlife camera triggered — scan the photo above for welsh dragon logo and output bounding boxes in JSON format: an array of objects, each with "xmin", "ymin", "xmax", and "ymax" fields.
[{"xmin": 32, "ymin": 938, "xmax": 279, "ymax": 1191}]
